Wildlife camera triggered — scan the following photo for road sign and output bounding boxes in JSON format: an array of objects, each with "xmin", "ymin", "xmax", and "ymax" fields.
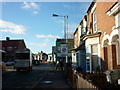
[{"xmin": 61, "ymin": 44, "xmax": 68, "ymax": 53}]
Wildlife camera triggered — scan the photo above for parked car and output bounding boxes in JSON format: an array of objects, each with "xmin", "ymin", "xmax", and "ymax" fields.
[{"xmin": 5, "ymin": 61, "xmax": 14, "ymax": 66}]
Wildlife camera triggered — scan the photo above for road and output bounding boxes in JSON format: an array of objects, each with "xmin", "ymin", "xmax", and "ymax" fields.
[{"xmin": 2, "ymin": 63, "xmax": 53, "ymax": 89}]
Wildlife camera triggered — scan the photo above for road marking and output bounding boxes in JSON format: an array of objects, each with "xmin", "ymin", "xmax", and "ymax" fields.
[{"xmin": 26, "ymin": 71, "xmax": 49, "ymax": 89}]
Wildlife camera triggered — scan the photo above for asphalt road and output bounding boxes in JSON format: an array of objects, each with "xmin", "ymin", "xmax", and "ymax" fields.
[{"xmin": 2, "ymin": 63, "xmax": 52, "ymax": 89}]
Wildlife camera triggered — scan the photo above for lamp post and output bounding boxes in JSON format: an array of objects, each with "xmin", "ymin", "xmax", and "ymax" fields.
[
  {"xmin": 52, "ymin": 14, "xmax": 68, "ymax": 72},
  {"xmin": 52, "ymin": 14, "xmax": 68, "ymax": 41}
]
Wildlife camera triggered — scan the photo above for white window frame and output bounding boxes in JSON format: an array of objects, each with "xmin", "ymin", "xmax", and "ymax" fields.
[
  {"xmin": 93, "ymin": 10, "xmax": 97, "ymax": 33},
  {"xmin": 81, "ymin": 24, "xmax": 84, "ymax": 35},
  {"xmin": 116, "ymin": 40, "xmax": 120, "ymax": 65}
]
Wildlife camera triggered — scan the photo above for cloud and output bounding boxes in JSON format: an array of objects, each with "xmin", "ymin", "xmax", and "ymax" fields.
[
  {"xmin": 29, "ymin": 42, "xmax": 48, "ymax": 48},
  {"xmin": 29, "ymin": 38, "xmax": 51, "ymax": 48},
  {"xmin": 36, "ymin": 34, "xmax": 60, "ymax": 38},
  {"xmin": 0, "ymin": 19, "xmax": 26, "ymax": 34},
  {"xmin": 33, "ymin": 11, "xmax": 39, "ymax": 15},
  {"xmin": 21, "ymin": 2, "xmax": 40, "ymax": 15},
  {"xmin": 22, "ymin": 2, "xmax": 39, "ymax": 10}
]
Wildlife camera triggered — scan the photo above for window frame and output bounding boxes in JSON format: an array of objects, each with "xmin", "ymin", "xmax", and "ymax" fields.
[
  {"xmin": 7, "ymin": 46, "xmax": 12, "ymax": 51},
  {"xmin": 92, "ymin": 10, "xmax": 97, "ymax": 33}
]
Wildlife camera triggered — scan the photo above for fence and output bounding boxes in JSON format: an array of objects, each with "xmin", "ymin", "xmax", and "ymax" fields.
[
  {"xmin": 76, "ymin": 74, "xmax": 98, "ymax": 89},
  {"xmin": 67, "ymin": 67, "xmax": 98, "ymax": 89},
  {"xmin": 67, "ymin": 66, "xmax": 120, "ymax": 89}
]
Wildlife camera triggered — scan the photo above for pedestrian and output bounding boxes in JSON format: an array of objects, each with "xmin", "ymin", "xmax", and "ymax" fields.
[
  {"xmin": 52, "ymin": 61, "xmax": 56, "ymax": 70},
  {"xmin": 55, "ymin": 62, "xmax": 60, "ymax": 71},
  {"xmin": 59, "ymin": 59, "xmax": 64, "ymax": 71}
]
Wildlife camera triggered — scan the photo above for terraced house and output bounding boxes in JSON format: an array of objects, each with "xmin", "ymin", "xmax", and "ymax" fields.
[
  {"xmin": 82, "ymin": 1, "xmax": 119, "ymax": 73},
  {"xmin": 72, "ymin": 0, "xmax": 120, "ymax": 73},
  {"xmin": 72, "ymin": 15, "xmax": 87, "ymax": 71}
]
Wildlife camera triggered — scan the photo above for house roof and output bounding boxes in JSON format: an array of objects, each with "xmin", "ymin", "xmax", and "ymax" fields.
[
  {"xmin": 1, "ymin": 38, "xmax": 26, "ymax": 48},
  {"xmin": 73, "ymin": 28, "xmax": 78, "ymax": 35},
  {"xmin": 1, "ymin": 39, "xmax": 23, "ymax": 42},
  {"xmin": 87, "ymin": 0, "xmax": 96, "ymax": 13},
  {"xmin": 56, "ymin": 38, "xmax": 74, "ymax": 42},
  {"xmin": 106, "ymin": 2, "xmax": 118, "ymax": 13},
  {"xmin": 70, "ymin": 43, "xmax": 85, "ymax": 52},
  {"xmin": 73, "ymin": 15, "xmax": 87, "ymax": 35}
]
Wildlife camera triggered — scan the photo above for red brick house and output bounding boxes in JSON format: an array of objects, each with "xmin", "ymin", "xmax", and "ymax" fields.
[
  {"xmin": 1, "ymin": 37, "xmax": 26, "ymax": 61},
  {"xmin": 82, "ymin": 1, "xmax": 117, "ymax": 73},
  {"xmin": 105, "ymin": 2, "xmax": 120, "ymax": 70}
]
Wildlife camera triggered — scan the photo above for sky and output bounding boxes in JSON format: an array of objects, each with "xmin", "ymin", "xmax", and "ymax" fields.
[{"xmin": 0, "ymin": 1, "xmax": 90, "ymax": 54}]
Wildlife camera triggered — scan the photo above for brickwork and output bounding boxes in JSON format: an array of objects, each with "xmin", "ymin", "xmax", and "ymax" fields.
[
  {"xmin": 103, "ymin": 47, "xmax": 108, "ymax": 70},
  {"xmin": 86, "ymin": 1, "xmax": 120, "ymax": 71},
  {"xmin": 74, "ymin": 27, "xmax": 80, "ymax": 48},
  {"xmin": 96, "ymin": 2, "xmax": 116, "ymax": 71}
]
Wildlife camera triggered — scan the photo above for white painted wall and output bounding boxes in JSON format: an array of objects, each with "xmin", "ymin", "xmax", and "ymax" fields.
[
  {"xmin": 72, "ymin": 51, "xmax": 77, "ymax": 68},
  {"xmin": 85, "ymin": 37, "xmax": 100, "ymax": 73},
  {"xmin": 47, "ymin": 54, "xmax": 52, "ymax": 62}
]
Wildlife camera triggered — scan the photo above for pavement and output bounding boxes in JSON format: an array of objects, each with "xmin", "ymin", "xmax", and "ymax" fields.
[{"xmin": 34, "ymin": 63, "xmax": 73, "ymax": 89}]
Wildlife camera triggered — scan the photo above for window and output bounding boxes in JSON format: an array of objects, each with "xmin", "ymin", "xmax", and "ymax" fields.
[
  {"xmin": 16, "ymin": 53, "xmax": 29, "ymax": 59},
  {"xmin": 93, "ymin": 10, "xmax": 97, "ymax": 33},
  {"xmin": 91, "ymin": 44, "xmax": 98, "ymax": 54},
  {"xmin": 86, "ymin": 59, "xmax": 90, "ymax": 70},
  {"xmin": 7, "ymin": 47, "xmax": 12, "ymax": 51},
  {"xmin": 91, "ymin": 44, "xmax": 99, "ymax": 71},
  {"xmin": 118, "ymin": 14, "xmax": 120, "ymax": 27},
  {"xmin": 81, "ymin": 23, "xmax": 84, "ymax": 36},
  {"xmin": 2, "ymin": 47, "xmax": 5, "ymax": 50},
  {"xmin": 14, "ymin": 47, "xmax": 17, "ymax": 50}
]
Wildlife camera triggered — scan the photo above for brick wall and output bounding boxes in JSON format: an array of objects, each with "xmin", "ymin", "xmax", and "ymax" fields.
[{"xmin": 96, "ymin": 2, "xmax": 116, "ymax": 62}]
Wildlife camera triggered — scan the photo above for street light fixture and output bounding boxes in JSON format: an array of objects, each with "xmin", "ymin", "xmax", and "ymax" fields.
[
  {"xmin": 52, "ymin": 14, "xmax": 68, "ymax": 40},
  {"xmin": 52, "ymin": 13, "xmax": 68, "ymax": 72}
]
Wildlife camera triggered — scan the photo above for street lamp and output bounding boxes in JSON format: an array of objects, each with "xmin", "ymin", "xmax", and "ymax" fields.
[
  {"xmin": 52, "ymin": 14, "xmax": 68, "ymax": 41},
  {"xmin": 52, "ymin": 13, "xmax": 68, "ymax": 73}
]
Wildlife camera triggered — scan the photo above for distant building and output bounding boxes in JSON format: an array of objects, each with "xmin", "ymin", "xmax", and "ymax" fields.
[
  {"xmin": 47, "ymin": 53, "xmax": 52, "ymax": 62},
  {"xmin": 52, "ymin": 46, "xmax": 56, "ymax": 62},
  {"xmin": 72, "ymin": 15, "xmax": 87, "ymax": 71},
  {"xmin": 0, "ymin": 37, "xmax": 26, "ymax": 61},
  {"xmin": 56, "ymin": 38, "xmax": 74, "ymax": 63},
  {"xmin": 33, "ymin": 51, "xmax": 48, "ymax": 62},
  {"xmin": 82, "ymin": 1, "xmax": 116, "ymax": 73}
]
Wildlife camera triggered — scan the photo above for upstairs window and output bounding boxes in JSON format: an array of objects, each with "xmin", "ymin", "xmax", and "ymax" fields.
[
  {"xmin": 2, "ymin": 47, "xmax": 5, "ymax": 50},
  {"xmin": 14, "ymin": 47, "xmax": 17, "ymax": 50},
  {"xmin": 93, "ymin": 10, "xmax": 97, "ymax": 33},
  {"xmin": 81, "ymin": 23, "xmax": 84, "ymax": 36},
  {"xmin": 7, "ymin": 47, "xmax": 12, "ymax": 51}
]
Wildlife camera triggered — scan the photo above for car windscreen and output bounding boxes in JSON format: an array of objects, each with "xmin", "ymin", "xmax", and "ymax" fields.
[{"xmin": 15, "ymin": 53, "xmax": 29, "ymax": 59}]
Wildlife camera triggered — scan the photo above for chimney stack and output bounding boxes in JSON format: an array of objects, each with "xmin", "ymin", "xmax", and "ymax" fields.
[{"xmin": 6, "ymin": 37, "xmax": 10, "ymax": 41}]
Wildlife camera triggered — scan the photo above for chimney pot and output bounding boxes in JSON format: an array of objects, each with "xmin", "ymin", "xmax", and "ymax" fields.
[{"xmin": 6, "ymin": 37, "xmax": 10, "ymax": 41}]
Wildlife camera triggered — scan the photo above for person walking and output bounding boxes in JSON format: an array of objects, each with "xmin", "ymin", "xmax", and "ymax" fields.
[{"xmin": 59, "ymin": 59, "xmax": 64, "ymax": 71}]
